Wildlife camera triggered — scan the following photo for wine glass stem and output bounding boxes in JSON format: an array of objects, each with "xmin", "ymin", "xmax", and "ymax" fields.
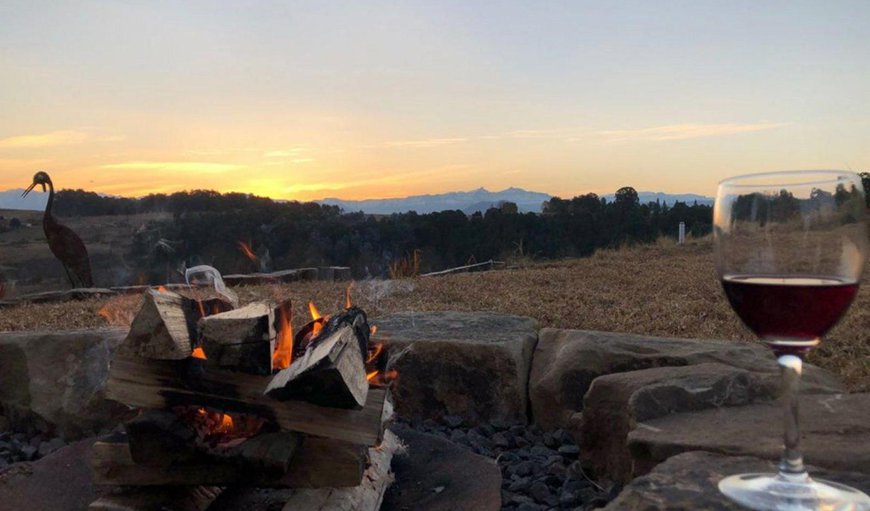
[{"xmin": 778, "ymin": 354, "xmax": 807, "ymax": 478}]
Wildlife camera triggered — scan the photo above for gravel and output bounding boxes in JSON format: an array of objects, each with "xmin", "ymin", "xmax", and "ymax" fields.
[
  {"xmin": 0, "ymin": 417, "xmax": 68, "ymax": 469},
  {"xmin": 397, "ymin": 418, "xmax": 615, "ymax": 511}
]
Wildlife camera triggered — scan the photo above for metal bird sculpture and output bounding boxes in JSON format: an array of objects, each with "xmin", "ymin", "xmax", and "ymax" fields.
[{"xmin": 22, "ymin": 171, "xmax": 94, "ymax": 288}]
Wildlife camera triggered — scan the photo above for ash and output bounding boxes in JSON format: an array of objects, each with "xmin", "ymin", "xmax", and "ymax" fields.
[{"xmin": 396, "ymin": 417, "xmax": 617, "ymax": 511}]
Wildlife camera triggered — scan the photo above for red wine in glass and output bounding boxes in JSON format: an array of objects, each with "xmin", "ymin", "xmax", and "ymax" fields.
[{"xmin": 721, "ymin": 275, "xmax": 860, "ymax": 356}]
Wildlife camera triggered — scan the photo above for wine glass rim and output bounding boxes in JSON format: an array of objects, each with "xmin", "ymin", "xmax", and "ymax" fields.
[{"xmin": 719, "ymin": 170, "xmax": 859, "ymax": 188}]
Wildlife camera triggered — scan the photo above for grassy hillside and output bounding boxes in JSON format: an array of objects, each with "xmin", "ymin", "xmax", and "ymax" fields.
[
  {"xmin": 0, "ymin": 209, "xmax": 171, "ymax": 295},
  {"xmin": 1, "ymin": 239, "xmax": 867, "ymax": 391}
]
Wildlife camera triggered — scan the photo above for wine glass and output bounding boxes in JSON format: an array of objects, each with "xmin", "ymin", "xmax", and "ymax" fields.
[{"xmin": 714, "ymin": 170, "xmax": 870, "ymax": 510}]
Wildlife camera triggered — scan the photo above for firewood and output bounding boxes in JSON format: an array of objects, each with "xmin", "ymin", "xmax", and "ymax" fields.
[
  {"xmin": 120, "ymin": 289, "xmax": 198, "ymax": 360},
  {"xmin": 199, "ymin": 302, "xmax": 277, "ymax": 375},
  {"xmin": 125, "ymin": 410, "xmax": 301, "ymax": 473},
  {"xmin": 88, "ymin": 485, "xmax": 222, "ymax": 511},
  {"xmin": 265, "ymin": 325, "xmax": 368, "ymax": 409},
  {"xmin": 279, "ymin": 429, "xmax": 402, "ymax": 511},
  {"xmin": 106, "ymin": 355, "xmax": 388, "ymax": 445},
  {"xmin": 91, "ymin": 434, "xmax": 366, "ymax": 488}
]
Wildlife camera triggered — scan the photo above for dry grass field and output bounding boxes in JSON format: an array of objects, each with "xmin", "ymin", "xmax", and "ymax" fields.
[{"xmin": 1, "ymin": 238, "xmax": 867, "ymax": 391}]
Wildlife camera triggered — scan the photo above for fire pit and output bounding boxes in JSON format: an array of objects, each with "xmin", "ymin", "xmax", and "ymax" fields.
[{"xmin": 89, "ymin": 286, "xmax": 398, "ymax": 510}]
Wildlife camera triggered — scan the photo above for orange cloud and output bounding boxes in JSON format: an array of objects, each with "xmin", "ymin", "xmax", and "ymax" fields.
[
  {"xmin": 0, "ymin": 130, "xmax": 90, "ymax": 149},
  {"xmin": 597, "ymin": 122, "xmax": 790, "ymax": 142}
]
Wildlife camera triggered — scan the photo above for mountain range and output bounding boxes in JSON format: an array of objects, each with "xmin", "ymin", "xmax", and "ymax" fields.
[
  {"xmin": 0, "ymin": 187, "xmax": 714, "ymax": 214},
  {"xmin": 0, "ymin": 189, "xmax": 48, "ymax": 212}
]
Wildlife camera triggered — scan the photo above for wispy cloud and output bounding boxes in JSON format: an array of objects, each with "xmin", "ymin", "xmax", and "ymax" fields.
[
  {"xmin": 0, "ymin": 130, "xmax": 124, "ymax": 149},
  {"xmin": 382, "ymin": 137, "xmax": 468, "ymax": 148},
  {"xmin": 263, "ymin": 148, "xmax": 306, "ymax": 158},
  {"xmin": 597, "ymin": 122, "xmax": 790, "ymax": 142},
  {"xmin": 0, "ymin": 130, "xmax": 89, "ymax": 149},
  {"xmin": 100, "ymin": 161, "xmax": 244, "ymax": 173}
]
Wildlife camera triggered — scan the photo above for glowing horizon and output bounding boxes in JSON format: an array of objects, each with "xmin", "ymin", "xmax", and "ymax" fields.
[{"xmin": 2, "ymin": 2, "xmax": 868, "ymax": 202}]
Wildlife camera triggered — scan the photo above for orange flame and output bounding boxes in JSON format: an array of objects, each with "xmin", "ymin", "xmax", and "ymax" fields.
[
  {"xmin": 309, "ymin": 301, "xmax": 324, "ymax": 338},
  {"xmin": 345, "ymin": 283, "xmax": 353, "ymax": 309},
  {"xmin": 370, "ymin": 325, "xmax": 378, "ymax": 336},
  {"xmin": 191, "ymin": 346, "xmax": 207, "ymax": 360},
  {"xmin": 366, "ymin": 370, "xmax": 379, "ymax": 381},
  {"xmin": 237, "ymin": 241, "xmax": 258, "ymax": 263},
  {"xmin": 273, "ymin": 303, "xmax": 294, "ymax": 370},
  {"xmin": 308, "ymin": 301, "xmax": 322, "ymax": 320},
  {"xmin": 366, "ymin": 342, "xmax": 384, "ymax": 364},
  {"xmin": 157, "ymin": 286, "xmax": 168, "ymax": 292}
]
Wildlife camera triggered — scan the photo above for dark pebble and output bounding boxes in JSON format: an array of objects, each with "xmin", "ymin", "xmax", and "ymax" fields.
[
  {"xmin": 442, "ymin": 415, "xmax": 463, "ymax": 428},
  {"xmin": 558, "ymin": 444, "xmax": 580, "ymax": 457},
  {"xmin": 492, "ymin": 432, "xmax": 512, "ymax": 449}
]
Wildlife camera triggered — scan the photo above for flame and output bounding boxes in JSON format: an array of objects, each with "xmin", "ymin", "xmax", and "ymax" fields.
[
  {"xmin": 273, "ymin": 303, "xmax": 294, "ymax": 370},
  {"xmin": 191, "ymin": 346, "xmax": 207, "ymax": 359},
  {"xmin": 366, "ymin": 342, "xmax": 384, "ymax": 364},
  {"xmin": 309, "ymin": 301, "xmax": 324, "ymax": 338},
  {"xmin": 367, "ymin": 370, "xmax": 379, "ymax": 381},
  {"xmin": 370, "ymin": 325, "xmax": 377, "ymax": 336},
  {"xmin": 309, "ymin": 301, "xmax": 322, "ymax": 320},
  {"xmin": 345, "ymin": 282, "xmax": 354, "ymax": 309},
  {"xmin": 367, "ymin": 369, "xmax": 398, "ymax": 385},
  {"xmin": 217, "ymin": 413, "xmax": 234, "ymax": 433},
  {"xmin": 157, "ymin": 285, "xmax": 168, "ymax": 292},
  {"xmin": 237, "ymin": 241, "xmax": 258, "ymax": 263},
  {"xmin": 176, "ymin": 406, "xmax": 263, "ymax": 447}
]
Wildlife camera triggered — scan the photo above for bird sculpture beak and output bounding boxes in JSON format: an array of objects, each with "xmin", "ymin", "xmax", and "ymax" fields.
[{"xmin": 21, "ymin": 182, "xmax": 36, "ymax": 198}]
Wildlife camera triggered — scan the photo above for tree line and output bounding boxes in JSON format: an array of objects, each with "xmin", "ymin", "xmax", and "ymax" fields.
[{"xmin": 51, "ymin": 186, "xmax": 715, "ymax": 280}]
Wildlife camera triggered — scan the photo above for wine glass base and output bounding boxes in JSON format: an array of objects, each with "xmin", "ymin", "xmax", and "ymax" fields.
[{"xmin": 719, "ymin": 472, "xmax": 870, "ymax": 510}]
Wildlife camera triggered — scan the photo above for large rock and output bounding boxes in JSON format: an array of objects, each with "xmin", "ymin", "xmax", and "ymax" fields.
[
  {"xmin": 382, "ymin": 428, "xmax": 502, "ymax": 511},
  {"xmin": 629, "ymin": 392, "xmax": 870, "ymax": 475},
  {"xmin": 529, "ymin": 329, "xmax": 845, "ymax": 430},
  {"xmin": 0, "ymin": 328, "xmax": 130, "ymax": 439},
  {"xmin": 579, "ymin": 362, "xmax": 777, "ymax": 483},
  {"xmin": 0, "ymin": 439, "xmax": 107, "ymax": 511},
  {"xmin": 603, "ymin": 451, "xmax": 870, "ymax": 511},
  {"xmin": 375, "ymin": 311, "xmax": 538, "ymax": 424}
]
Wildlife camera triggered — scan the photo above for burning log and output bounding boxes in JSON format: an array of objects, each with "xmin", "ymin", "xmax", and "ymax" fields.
[
  {"xmin": 106, "ymin": 355, "xmax": 389, "ymax": 445},
  {"xmin": 121, "ymin": 288, "xmax": 200, "ymax": 360},
  {"xmin": 199, "ymin": 301, "xmax": 281, "ymax": 375},
  {"xmin": 265, "ymin": 308, "xmax": 372, "ymax": 409},
  {"xmin": 124, "ymin": 409, "xmax": 300, "ymax": 474},
  {"xmin": 91, "ymin": 432, "xmax": 367, "ymax": 488}
]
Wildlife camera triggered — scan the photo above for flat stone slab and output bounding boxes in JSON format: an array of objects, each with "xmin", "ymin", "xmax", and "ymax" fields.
[
  {"xmin": 382, "ymin": 427, "xmax": 502, "ymax": 511},
  {"xmin": 0, "ymin": 439, "xmax": 106, "ymax": 511},
  {"xmin": 629, "ymin": 393, "xmax": 870, "ymax": 475},
  {"xmin": 0, "ymin": 328, "xmax": 131, "ymax": 439},
  {"xmin": 579, "ymin": 362, "xmax": 778, "ymax": 483},
  {"xmin": 375, "ymin": 311, "xmax": 538, "ymax": 424},
  {"xmin": 603, "ymin": 451, "xmax": 870, "ymax": 511},
  {"xmin": 529, "ymin": 329, "xmax": 845, "ymax": 430}
]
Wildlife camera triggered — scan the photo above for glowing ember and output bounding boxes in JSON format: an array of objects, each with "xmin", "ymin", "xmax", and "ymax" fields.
[
  {"xmin": 191, "ymin": 346, "xmax": 207, "ymax": 359},
  {"xmin": 237, "ymin": 241, "xmax": 258, "ymax": 263},
  {"xmin": 174, "ymin": 406, "xmax": 265, "ymax": 447},
  {"xmin": 273, "ymin": 303, "xmax": 294, "ymax": 370},
  {"xmin": 156, "ymin": 285, "xmax": 168, "ymax": 292},
  {"xmin": 370, "ymin": 325, "xmax": 378, "ymax": 336}
]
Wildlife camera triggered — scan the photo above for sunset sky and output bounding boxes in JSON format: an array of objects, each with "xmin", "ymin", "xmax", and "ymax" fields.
[{"xmin": 2, "ymin": 1, "xmax": 868, "ymax": 202}]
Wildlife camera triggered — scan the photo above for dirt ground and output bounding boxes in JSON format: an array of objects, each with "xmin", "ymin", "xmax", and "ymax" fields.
[{"xmin": 0, "ymin": 239, "xmax": 867, "ymax": 391}]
